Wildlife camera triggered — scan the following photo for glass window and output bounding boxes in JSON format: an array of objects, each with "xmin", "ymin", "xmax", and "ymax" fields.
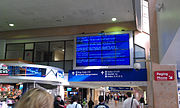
[
  {"xmin": 24, "ymin": 51, "xmax": 33, "ymax": 62},
  {"xmin": 135, "ymin": 45, "xmax": 145, "ymax": 58},
  {"xmin": 34, "ymin": 62, "xmax": 49, "ymax": 66},
  {"xmin": 65, "ymin": 41, "xmax": 74, "ymax": 60},
  {"xmin": 50, "ymin": 41, "xmax": 64, "ymax": 61},
  {"xmin": 25, "ymin": 43, "xmax": 34, "ymax": 50},
  {"xmin": 34, "ymin": 42, "xmax": 49, "ymax": 62},
  {"xmin": 134, "ymin": 44, "xmax": 146, "ymax": 69},
  {"xmin": 49, "ymin": 62, "xmax": 64, "ymax": 69},
  {"xmin": 6, "ymin": 44, "xmax": 24, "ymax": 59}
]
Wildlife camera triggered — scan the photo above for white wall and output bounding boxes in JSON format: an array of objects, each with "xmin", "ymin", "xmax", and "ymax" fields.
[
  {"xmin": 157, "ymin": 0, "xmax": 180, "ymax": 63},
  {"xmin": 161, "ymin": 27, "xmax": 180, "ymax": 65},
  {"xmin": 0, "ymin": 40, "xmax": 6, "ymax": 59}
]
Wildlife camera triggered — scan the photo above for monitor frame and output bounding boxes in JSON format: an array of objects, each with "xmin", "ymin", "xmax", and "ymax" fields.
[{"xmin": 73, "ymin": 31, "xmax": 134, "ymax": 69}]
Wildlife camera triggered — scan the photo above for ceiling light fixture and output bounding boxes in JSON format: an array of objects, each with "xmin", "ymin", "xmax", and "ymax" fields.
[
  {"xmin": 112, "ymin": 18, "xmax": 117, "ymax": 22},
  {"xmin": 9, "ymin": 24, "xmax": 14, "ymax": 27},
  {"xmin": 62, "ymin": 49, "xmax": 64, "ymax": 52}
]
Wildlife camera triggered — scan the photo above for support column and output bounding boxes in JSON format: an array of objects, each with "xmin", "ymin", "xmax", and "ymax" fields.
[
  {"xmin": 94, "ymin": 89, "xmax": 100, "ymax": 105},
  {"xmin": 149, "ymin": 0, "xmax": 178, "ymax": 108},
  {"xmin": 152, "ymin": 63, "xmax": 178, "ymax": 108},
  {"xmin": 59, "ymin": 85, "xmax": 64, "ymax": 100},
  {"xmin": 87, "ymin": 88, "xmax": 90, "ymax": 103}
]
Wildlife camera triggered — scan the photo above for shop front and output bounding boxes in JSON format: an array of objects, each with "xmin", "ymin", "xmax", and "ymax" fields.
[
  {"xmin": 64, "ymin": 87, "xmax": 88, "ymax": 107},
  {"xmin": 0, "ymin": 61, "xmax": 67, "ymax": 107}
]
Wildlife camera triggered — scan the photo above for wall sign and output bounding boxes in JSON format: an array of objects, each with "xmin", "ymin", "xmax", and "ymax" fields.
[
  {"xmin": 68, "ymin": 69, "xmax": 147, "ymax": 82},
  {"xmin": 154, "ymin": 71, "xmax": 175, "ymax": 81}
]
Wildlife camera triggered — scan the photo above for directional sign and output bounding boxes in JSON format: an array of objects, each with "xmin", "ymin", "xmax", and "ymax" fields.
[
  {"xmin": 68, "ymin": 69, "xmax": 147, "ymax": 82},
  {"xmin": 154, "ymin": 71, "xmax": 175, "ymax": 81}
]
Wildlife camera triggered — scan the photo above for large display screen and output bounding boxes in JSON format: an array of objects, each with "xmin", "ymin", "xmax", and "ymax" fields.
[
  {"xmin": 74, "ymin": 32, "xmax": 133, "ymax": 69},
  {"xmin": 7, "ymin": 66, "xmax": 46, "ymax": 77}
]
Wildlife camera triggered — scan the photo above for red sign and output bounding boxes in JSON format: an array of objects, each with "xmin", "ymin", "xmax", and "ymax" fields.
[
  {"xmin": 154, "ymin": 71, "xmax": 175, "ymax": 81},
  {"xmin": 0, "ymin": 74, "xmax": 9, "ymax": 76}
]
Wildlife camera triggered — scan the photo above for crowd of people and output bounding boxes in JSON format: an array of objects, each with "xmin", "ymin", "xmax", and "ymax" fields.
[
  {"xmin": 13, "ymin": 88, "xmax": 145, "ymax": 108},
  {"xmin": 13, "ymin": 88, "xmax": 106, "ymax": 108}
]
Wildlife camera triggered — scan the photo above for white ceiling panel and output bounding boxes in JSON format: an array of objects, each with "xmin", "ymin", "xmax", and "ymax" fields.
[{"xmin": 0, "ymin": 0, "xmax": 134, "ymax": 31}]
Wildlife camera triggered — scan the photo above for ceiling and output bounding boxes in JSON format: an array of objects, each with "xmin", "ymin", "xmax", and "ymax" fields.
[{"xmin": 0, "ymin": 0, "xmax": 134, "ymax": 31}]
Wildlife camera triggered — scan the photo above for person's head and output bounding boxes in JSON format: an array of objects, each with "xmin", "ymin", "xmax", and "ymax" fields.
[
  {"xmin": 99, "ymin": 96, "xmax": 104, "ymax": 103},
  {"xmin": 17, "ymin": 90, "xmax": 22, "ymax": 96},
  {"xmin": 126, "ymin": 92, "xmax": 132, "ymax": 98},
  {"xmin": 15, "ymin": 88, "xmax": 54, "ymax": 108},
  {"xmin": 71, "ymin": 95, "xmax": 78, "ymax": 104},
  {"xmin": 56, "ymin": 95, "xmax": 61, "ymax": 101},
  {"xmin": 15, "ymin": 96, "xmax": 20, "ymax": 102}
]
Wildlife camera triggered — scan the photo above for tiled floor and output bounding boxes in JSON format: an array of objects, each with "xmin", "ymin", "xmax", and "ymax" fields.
[{"xmin": 107, "ymin": 100, "xmax": 123, "ymax": 108}]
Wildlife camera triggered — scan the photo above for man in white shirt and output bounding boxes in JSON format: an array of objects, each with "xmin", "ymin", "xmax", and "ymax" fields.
[
  {"xmin": 123, "ymin": 92, "xmax": 139, "ymax": 108},
  {"xmin": 67, "ymin": 95, "xmax": 82, "ymax": 108}
]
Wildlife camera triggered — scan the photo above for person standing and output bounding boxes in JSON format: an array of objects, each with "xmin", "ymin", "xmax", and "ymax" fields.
[
  {"xmin": 82, "ymin": 98, "xmax": 87, "ymax": 108},
  {"xmin": 123, "ymin": 92, "xmax": 139, "ymax": 108},
  {"xmin": 119, "ymin": 93, "xmax": 122, "ymax": 102},
  {"xmin": 88, "ymin": 98, "xmax": 94, "ymax": 108},
  {"xmin": 94, "ymin": 96, "xmax": 109, "ymax": 108},
  {"xmin": 54, "ymin": 95, "xmax": 64, "ymax": 108},
  {"xmin": 139, "ymin": 96, "xmax": 145, "ymax": 108},
  {"xmin": 114, "ymin": 94, "xmax": 119, "ymax": 106},
  {"xmin": 105, "ymin": 94, "xmax": 109, "ymax": 104},
  {"xmin": 66, "ymin": 95, "xmax": 82, "ymax": 108}
]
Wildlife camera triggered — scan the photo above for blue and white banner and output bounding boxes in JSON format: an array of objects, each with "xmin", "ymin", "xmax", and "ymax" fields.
[{"xmin": 68, "ymin": 69, "xmax": 147, "ymax": 82}]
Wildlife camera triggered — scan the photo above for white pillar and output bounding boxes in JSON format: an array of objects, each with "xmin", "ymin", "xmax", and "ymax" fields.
[{"xmin": 60, "ymin": 85, "xmax": 65, "ymax": 100}]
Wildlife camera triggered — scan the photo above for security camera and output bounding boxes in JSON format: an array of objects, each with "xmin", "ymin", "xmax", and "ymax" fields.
[
  {"xmin": 134, "ymin": 63, "xmax": 141, "ymax": 71},
  {"xmin": 156, "ymin": 2, "xmax": 164, "ymax": 12}
]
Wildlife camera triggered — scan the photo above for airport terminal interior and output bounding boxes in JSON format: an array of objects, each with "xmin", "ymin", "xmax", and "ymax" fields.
[{"xmin": 0, "ymin": 0, "xmax": 180, "ymax": 108}]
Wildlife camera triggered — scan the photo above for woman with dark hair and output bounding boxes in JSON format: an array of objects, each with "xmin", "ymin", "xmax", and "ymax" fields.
[{"xmin": 66, "ymin": 96, "xmax": 82, "ymax": 108}]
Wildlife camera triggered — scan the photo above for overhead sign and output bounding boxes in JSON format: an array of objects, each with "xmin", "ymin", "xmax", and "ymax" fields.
[
  {"xmin": 68, "ymin": 69, "xmax": 147, "ymax": 82},
  {"xmin": 109, "ymin": 87, "xmax": 133, "ymax": 91},
  {"xmin": 154, "ymin": 71, "xmax": 175, "ymax": 81},
  {"xmin": 74, "ymin": 32, "xmax": 134, "ymax": 69}
]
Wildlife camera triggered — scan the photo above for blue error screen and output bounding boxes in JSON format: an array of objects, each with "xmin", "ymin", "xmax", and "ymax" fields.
[{"xmin": 76, "ymin": 34, "xmax": 130, "ymax": 66}]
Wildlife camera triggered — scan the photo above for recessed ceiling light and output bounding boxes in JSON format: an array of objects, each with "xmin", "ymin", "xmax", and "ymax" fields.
[
  {"xmin": 112, "ymin": 18, "xmax": 117, "ymax": 22},
  {"xmin": 62, "ymin": 49, "xmax": 64, "ymax": 52},
  {"xmin": 9, "ymin": 24, "xmax": 14, "ymax": 27}
]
